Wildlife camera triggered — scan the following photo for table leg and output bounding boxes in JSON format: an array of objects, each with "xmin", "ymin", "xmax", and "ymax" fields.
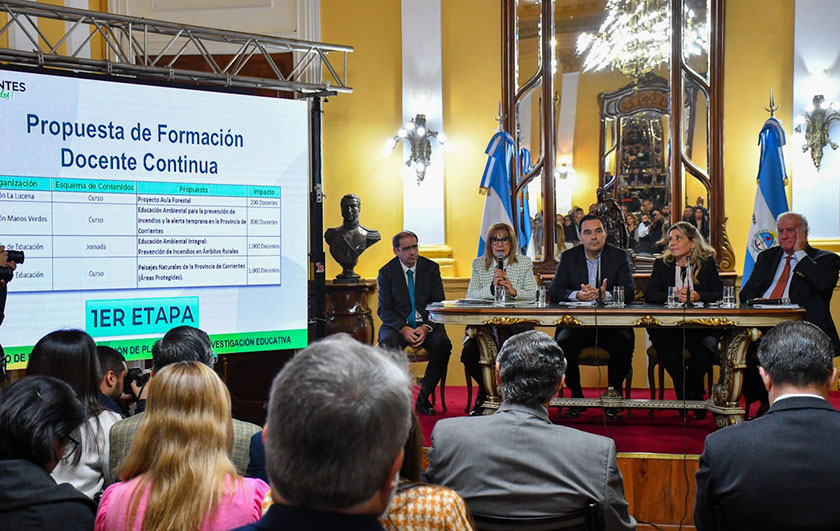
[
  {"xmin": 713, "ymin": 327, "xmax": 761, "ymax": 427},
  {"xmin": 466, "ymin": 325, "xmax": 500, "ymax": 414}
]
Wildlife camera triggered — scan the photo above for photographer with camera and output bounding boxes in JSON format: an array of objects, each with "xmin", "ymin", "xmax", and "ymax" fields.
[{"xmin": 0, "ymin": 246, "xmax": 20, "ymax": 381}]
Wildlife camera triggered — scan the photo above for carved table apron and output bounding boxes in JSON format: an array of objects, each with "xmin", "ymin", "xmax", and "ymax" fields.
[{"xmin": 427, "ymin": 302, "xmax": 803, "ymax": 427}]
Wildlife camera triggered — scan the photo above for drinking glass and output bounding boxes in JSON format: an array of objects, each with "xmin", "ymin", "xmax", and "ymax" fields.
[
  {"xmin": 536, "ymin": 286, "xmax": 547, "ymax": 307},
  {"xmin": 722, "ymin": 285, "xmax": 735, "ymax": 308},
  {"xmin": 613, "ymin": 286, "xmax": 625, "ymax": 307},
  {"xmin": 667, "ymin": 286, "xmax": 678, "ymax": 308},
  {"xmin": 494, "ymin": 286, "xmax": 506, "ymax": 307}
]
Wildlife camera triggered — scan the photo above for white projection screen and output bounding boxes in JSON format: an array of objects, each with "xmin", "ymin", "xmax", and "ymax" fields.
[{"xmin": 0, "ymin": 68, "xmax": 310, "ymax": 369}]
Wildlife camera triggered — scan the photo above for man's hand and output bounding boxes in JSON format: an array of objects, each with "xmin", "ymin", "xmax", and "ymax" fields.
[
  {"xmin": 401, "ymin": 325, "xmax": 420, "ymax": 345},
  {"xmin": 794, "ymin": 227, "xmax": 808, "ymax": 252},
  {"xmin": 577, "ymin": 283, "xmax": 598, "ymax": 301},
  {"xmin": 412, "ymin": 326, "xmax": 429, "ymax": 347}
]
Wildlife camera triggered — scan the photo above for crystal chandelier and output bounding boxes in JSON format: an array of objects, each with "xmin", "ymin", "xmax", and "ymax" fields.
[{"xmin": 576, "ymin": 0, "xmax": 708, "ymax": 83}]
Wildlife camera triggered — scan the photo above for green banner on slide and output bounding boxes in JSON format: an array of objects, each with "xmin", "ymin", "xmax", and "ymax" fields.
[{"xmin": 3, "ymin": 329, "xmax": 308, "ymax": 369}]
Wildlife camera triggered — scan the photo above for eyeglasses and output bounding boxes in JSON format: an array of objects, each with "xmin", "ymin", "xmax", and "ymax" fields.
[
  {"xmin": 64, "ymin": 434, "xmax": 81, "ymax": 459},
  {"xmin": 399, "ymin": 244, "xmax": 419, "ymax": 251},
  {"xmin": 491, "ymin": 237, "xmax": 510, "ymax": 244}
]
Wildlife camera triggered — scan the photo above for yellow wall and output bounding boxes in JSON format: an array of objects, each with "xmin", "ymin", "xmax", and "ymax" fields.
[
  {"xmin": 723, "ymin": 0, "xmax": 794, "ymax": 263},
  {"xmin": 321, "ymin": 0, "xmax": 498, "ymax": 281}
]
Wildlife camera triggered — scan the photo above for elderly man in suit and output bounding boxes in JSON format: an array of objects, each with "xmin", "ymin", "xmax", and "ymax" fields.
[
  {"xmin": 548, "ymin": 214, "xmax": 635, "ymax": 417},
  {"xmin": 425, "ymin": 330, "xmax": 635, "ymax": 530},
  {"xmin": 108, "ymin": 326, "xmax": 259, "ymax": 483},
  {"xmin": 740, "ymin": 211, "xmax": 840, "ymax": 415},
  {"xmin": 377, "ymin": 231, "xmax": 451, "ymax": 416},
  {"xmin": 695, "ymin": 320, "xmax": 840, "ymax": 530}
]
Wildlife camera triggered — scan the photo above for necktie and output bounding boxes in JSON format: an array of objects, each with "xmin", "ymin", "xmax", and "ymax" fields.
[
  {"xmin": 769, "ymin": 255, "xmax": 792, "ymax": 299},
  {"xmin": 407, "ymin": 269, "xmax": 417, "ymax": 328}
]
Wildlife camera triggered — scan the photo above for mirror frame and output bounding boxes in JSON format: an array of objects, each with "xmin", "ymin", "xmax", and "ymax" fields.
[{"xmin": 502, "ymin": 0, "xmax": 734, "ymax": 277}]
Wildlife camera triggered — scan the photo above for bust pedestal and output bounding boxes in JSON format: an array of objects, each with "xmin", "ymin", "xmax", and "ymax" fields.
[{"xmin": 325, "ymin": 280, "xmax": 376, "ymax": 344}]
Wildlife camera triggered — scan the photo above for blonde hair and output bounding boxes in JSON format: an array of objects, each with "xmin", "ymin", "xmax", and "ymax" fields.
[
  {"xmin": 661, "ymin": 221, "xmax": 716, "ymax": 283},
  {"xmin": 120, "ymin": 361, "xmax": 237, "ymax": 531},
  {"xmin": 483, "ymin": 223, "xmax": 519, "ymax": 270}
]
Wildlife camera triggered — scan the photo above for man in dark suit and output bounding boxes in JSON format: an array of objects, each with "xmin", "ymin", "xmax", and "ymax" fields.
[
  {"xmin": 740, "ymin": 211, "xmax": 840, "ymax": 415},
  {"xmin": 377, "ymin": 231, "xmax": 451, "ymax": 415},
  {"xmin": 425, "ymin": 331, "xmax": 635, "ymax": 530},
  {"xmin": 548, "ymin": 215, "xmax": 635, "ymax": 417},
  {"xmin": 694, "ymin": 320, "xmax": 840, "ymax": 530}
]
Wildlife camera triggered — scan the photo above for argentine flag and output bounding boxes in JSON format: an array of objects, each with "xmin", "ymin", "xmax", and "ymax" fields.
[
  {"xmin": 742, "ymin": 117, "xmax": 789, "ymax": 288},
  {"xmin": 477, "ymin": 131, "xmax": 515, "ymax": 257},
  {"xmin": 517, "ymin": 147, "xmax": 533, "ymax": 255}
]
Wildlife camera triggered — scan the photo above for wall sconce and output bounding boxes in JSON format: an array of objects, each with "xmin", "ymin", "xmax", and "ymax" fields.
[
  {"xmin": 554, "ymin": 163, "xmax": 576, "ymax": 180},
  {"xmin": 384, "ymin": 114, "xmax": 446, "ymax": 183},
  {"xmin": 794, "ymin": 94, "xmax": 840, "ymax": 171}
]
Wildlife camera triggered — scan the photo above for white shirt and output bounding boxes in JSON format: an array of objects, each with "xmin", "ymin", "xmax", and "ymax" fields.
[
  {"xmin": 399, "ymin": 260, "xmax": 424, "ymax": 326},
  {"xmin": 774, "ymin": 393, "xmax": 826, "ymax": 403},
  {"xmin": 761, "ymin": 249, "xmax": 807, "ymax": 299},
  {"xmin": 52, "ymin": 409, "xmax": 121, "ymax": 499}
]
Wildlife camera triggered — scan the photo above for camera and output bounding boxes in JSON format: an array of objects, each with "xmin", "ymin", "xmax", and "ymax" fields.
[
  {"xmin": 0, "ymin": 249, "xmax": 24, "ymax": 283},
  {"xmin": 124, "ymin": 367, "xmax": 152, "ymax": 397}
]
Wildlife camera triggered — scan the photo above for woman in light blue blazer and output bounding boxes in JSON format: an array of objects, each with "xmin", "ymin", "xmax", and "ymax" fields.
[{"xmin": 462, "ymin": 223, "xmax": 537, "ymax": 414}]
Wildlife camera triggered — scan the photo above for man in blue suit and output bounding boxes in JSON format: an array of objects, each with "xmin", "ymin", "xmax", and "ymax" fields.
[{"xmin": 377, "ymin": 231, "xmax": 451, "ymax": 415}]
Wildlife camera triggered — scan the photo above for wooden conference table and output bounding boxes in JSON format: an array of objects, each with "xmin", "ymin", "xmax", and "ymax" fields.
[{"xmin": 427, "ymin": 301, "xmax": 803, "ymax": 426}]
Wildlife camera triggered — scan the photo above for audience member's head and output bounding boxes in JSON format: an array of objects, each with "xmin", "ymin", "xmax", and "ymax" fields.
[
  {"xmin": 496, "ymin": 330, "xmax": 566, "ymax": 407},
  {"xmin": 265, "ymin": 336, "xmax": 411, "ymax": 514},
  {"xmin": 151, "ymin": 326, "xmax": 215, "ymax": 372},
  {"xmin": 118, "ymin": 361, "xmax": 235, "ymax": 530},
  {"xmin": 27, "ymin": 329, "xmax": 102, "ymax": 419},
  {"xmin": 758, "ymin": 321, "xmax": 838, "ymax": 399},
  {"xmin": 0, "ymin": 376, "xmax": 86, "ymax": 471},
  {"xmin": 96, "ymin": 345, "xmax": 127, "ymax": 400}
]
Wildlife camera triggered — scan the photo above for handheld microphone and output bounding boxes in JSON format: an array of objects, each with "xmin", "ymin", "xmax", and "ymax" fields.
[{"xmin": 497, "ymin": 252, "xmax": 505, "ymax": 271}]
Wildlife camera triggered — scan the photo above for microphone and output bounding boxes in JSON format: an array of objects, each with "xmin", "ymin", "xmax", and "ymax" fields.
[
  {"xmin": 595, "ymin": 253, "xmax": 603, "ymax": 306},
  {"xmin": 683, "ymin": 252, "xmax": 692, "ymax": 308},
  {"xmin": 497, "ymin": 252, "xmax": 505, "ymax": 271}
]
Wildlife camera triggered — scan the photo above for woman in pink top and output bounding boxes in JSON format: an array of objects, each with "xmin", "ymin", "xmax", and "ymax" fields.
[{"xmin": 95, "ymin": 362, "xmax": 269, "ymax": 531}]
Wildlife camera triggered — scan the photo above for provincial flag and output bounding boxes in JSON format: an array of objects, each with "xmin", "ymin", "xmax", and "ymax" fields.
[{"xmin": 742, "ymin": 117, "xmax": 789, "ymax": 288}]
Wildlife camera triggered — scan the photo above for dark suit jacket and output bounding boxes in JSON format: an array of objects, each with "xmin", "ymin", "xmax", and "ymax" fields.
[
  {"xmin": 548, "ymin": 243, "xmax": 635, "ymax": 304},
  {"xmin": 425, "ymin": 402, "xmax": 635, "ymax": 530},
  {"xmin": 645, "ymin": 256, "xmax": 723, "ymax": 304},
  {"xmin": 740, "ymin": 245, "xmax": 840, "ymax": 353},
  {"xmin": 377, "ymin": 256, "xmax": 445, "ymax": 337},
  {"xmin": 695, "ymin": 396, "xmax": 840, "ymax": 530}
]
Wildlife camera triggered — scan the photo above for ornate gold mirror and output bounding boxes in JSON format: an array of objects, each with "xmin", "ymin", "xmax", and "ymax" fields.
[{"xmin": 503, "ymin": 0, "xmax": 730, "ymax": 276}]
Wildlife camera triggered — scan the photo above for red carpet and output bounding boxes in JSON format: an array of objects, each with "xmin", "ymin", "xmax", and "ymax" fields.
[{"xmin": 415, "ymin": 386, "xmax": 840, "ymax": 455}]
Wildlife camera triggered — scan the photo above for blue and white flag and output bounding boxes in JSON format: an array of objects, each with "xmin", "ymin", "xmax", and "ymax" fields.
[
  {"xmin": 517, "ymin": 147, "xmax": 533, "ymax": 255},
  {"xmin": 742, "ymin": 117, "xmax": 789, "ymax": 288},
  {"xmin": 477, "ymin": 131, "xmax": 515, "ymax": 257}
]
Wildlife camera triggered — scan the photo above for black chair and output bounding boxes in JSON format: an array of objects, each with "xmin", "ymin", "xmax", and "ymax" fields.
[{"xmin": 472, "ymin": 501, "xmax": 601, "ymax": 531}]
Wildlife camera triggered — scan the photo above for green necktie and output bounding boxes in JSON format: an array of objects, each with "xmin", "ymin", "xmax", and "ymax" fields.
[{"xmin": 407, "ymin": 269, "xmax": 417, "ymax": 328}]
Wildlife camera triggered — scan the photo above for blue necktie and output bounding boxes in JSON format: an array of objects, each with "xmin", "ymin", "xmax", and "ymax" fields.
[{"xmin": 407, "ymin": 269, "xmax": 417, "ymax": 328}]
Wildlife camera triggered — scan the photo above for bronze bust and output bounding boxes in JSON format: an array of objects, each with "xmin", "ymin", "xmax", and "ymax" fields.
[
  {"xmin": 324, "ymin": 194, "xmax": 381, "ymax": 283},
  {"xmin": 594, "ymin": 187, "xmax": 630, "ymax": 250}
]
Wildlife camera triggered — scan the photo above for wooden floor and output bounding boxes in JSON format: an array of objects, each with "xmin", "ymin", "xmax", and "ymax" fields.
[{"xmin": 619, "ymin": 453, "xmax": 699, "ymax": 530}]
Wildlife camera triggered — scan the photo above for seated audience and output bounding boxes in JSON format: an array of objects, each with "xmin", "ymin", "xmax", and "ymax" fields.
[
  {"xmin": 425, "ymin": 330, "xmax": 635, "ymax": 529},
  {"xmin": 0, "ymin": 376, "xmax": 95, "ymax": 530},
  {"xmin": 246, "ymin": 431, "xmax": 267, "ymax": 482},
  {"xmin": 691, "ymin": 205, "xmax": 710, "ymax": 239},
  {"xmin": 695, "ymin": 321, "xmax": 840, "ymax": 530},
  {"xmin": 96, "ymin": 361, "xmax": 268, "ymax": 531},
  {"xmin": 381, "ymin": 413, "xmax": 473, "ymax": 530},
  {"xmin": 96, "ymin": 345, "xmax": 128, "ymax": 417},
  {"xmin": 645, "ymin": 222, "xmax": 722, "ymax": 414},
  {"xmin": 232, "ymin": 336, "xmax": 411, "ymax": 530},
  {"xmin": 462, "ymin": 223, "xmax": 536, "ymax": 413},
  {"xmin": 27, "ymin": 329, "xmax": 121, "ymax": 499},
  {"xmin": 108, "ymin": 326, "xmax": 260, "ymax": 482}
]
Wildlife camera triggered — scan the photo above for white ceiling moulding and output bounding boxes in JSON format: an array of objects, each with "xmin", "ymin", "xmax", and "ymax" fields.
[{"xmin": 109, "ymin": 0, "xmax": 300, "ymax": 55}]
